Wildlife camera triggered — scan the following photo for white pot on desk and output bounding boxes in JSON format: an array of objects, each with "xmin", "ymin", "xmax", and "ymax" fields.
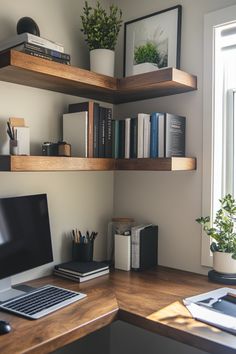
[{"xmin": 213, "ymin": 251, "xmax": 236, "ymax": 274}]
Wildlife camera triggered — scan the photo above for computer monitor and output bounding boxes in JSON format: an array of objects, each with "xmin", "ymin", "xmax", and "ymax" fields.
[{"xmin": 0, "ymin": 193, "xmax": 53, "ymax": 301}]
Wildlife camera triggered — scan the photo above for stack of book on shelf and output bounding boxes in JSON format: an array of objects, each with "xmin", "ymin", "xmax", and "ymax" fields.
[
  {"xmin": 54, "ymin": 260, "xmax": 110, "ymax": 282},
  {"xmin": 113, "ymin": 112, "xmax": 186, "ymax": 159},
  {"xmin": 0, "ymin": 32, "xmax": 70, "ymax": 65},
  {"xmin": 63, "ymin": 101, "xmax": 112, "ymax": 158}
]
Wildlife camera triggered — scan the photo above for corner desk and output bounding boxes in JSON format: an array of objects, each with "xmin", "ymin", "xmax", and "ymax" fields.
[{"xmin": 0, "ymin": 267, "xmax": 235, "ymax": 354}]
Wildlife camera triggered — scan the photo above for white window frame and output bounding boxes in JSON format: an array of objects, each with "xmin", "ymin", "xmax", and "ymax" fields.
[{"xmin": 202, "ymin": 5, "xmax": 236, "ymax": 266}]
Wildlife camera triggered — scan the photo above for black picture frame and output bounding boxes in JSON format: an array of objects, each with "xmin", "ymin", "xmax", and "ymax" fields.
[{"xmin": 123, "ymin": 5, "xmax": 182, "ymax": 77}]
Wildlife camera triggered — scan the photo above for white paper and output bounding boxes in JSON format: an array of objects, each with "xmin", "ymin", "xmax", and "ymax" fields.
[{"xmin": 184, "ymin": 287, "xmax": 236, "ymax": 334}]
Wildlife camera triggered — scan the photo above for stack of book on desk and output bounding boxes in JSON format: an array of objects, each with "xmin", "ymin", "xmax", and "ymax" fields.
[
  {"xmin": 54, "ymin": 261, "xmax": 109, "ymax": 282},
  {"xmin": 0, "ymin": 32, "xmax": 70, "ymax": 65}
]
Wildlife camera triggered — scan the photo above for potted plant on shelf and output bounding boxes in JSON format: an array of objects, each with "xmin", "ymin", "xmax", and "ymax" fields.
[
  {"xmin": 81, "ymin": 1, "xmax": 122, "ymax": 77},
  {"xmin": 196, "ymin": 194, "xmax": 236, "ymax": 274}
]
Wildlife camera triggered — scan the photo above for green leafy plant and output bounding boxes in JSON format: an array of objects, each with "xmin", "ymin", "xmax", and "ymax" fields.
[
  {"xmin": 134, "ymin": 42, "xmax": 160, "ymax": 65},
  {"xmin": 196, "ymin": 194, "xmax": 236, "ymax": 259},
  {"xmin": 81, "ymin": 1, "xmax": 122, "ymax": 51}
]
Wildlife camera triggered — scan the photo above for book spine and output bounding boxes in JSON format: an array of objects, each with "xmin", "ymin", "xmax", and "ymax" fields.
[
  {"xmin": 98, "ymin": 107, "xmax": 106, "ymax": 157},
  {"xmin": 125, "ymin": 118, "xmax": 131, "ymax": 159},
  {"xmin": 137, "ymin": 114, "xmax": 144, "ymax": 158},
  {"xmin": 130, "ymin": 117, "xmax": 137, "ymax": 158},
  {"xmin": 21, "ymin": 42, "xmax": 70, "ymax": 60},
  {"xmin": 118, "ymin": 119, "xmax": 125, "ymax": 159},
  {"xmin": 22, "ymin": 49, "xmax": 70, "ymax": 65},
  {"xmin": 93, "ymin": 103, "xmax": 100, "ymax": 158},
  {"xmin": 114, "ymin": 120, "xmax": 119, "ymax": 159},
  {"xmin": 165, "ymin": 113, "xmax": 186, "ymax": 157},
  {"xmin": 67, "ymin": 101, "xmax": 94, "ymax": 158},
  {"xmin": 150, "ymin": 113, "xmax": 158, "ymax": 158},
  {"xmin": 27, "ymin": 34, "xmax": 64, "ymax": 53},
  {"xmin": 104, "ymin": 108, "xmax": 112, "ymax": 158},
  {"xmin": 158, "ymin": 113, "xmax": 165, "ymax": 158},
  {"xmin": 143, "ymin": 115, "xmax": 150, "ymax": 158},
  {"xmin": 131, "ymin": 227, "xmax": 140, "ymax": 269}
]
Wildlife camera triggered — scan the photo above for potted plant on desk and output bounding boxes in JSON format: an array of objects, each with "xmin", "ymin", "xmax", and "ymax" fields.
[
  {"xmin": 81, "ymin": 1, "xmax": 122, "ymax": 77},
  {"xmin": 196, "ymin": 194, "xmax": 236, "ymax": 274}
]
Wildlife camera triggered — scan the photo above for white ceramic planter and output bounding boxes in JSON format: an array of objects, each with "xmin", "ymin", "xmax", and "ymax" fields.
[
  {"xmin": 90, "ymin": 49, "xmax": 115, "ymax": 77},
  {"xmin": 213, "ymin": 251, "xmax": 236, "ymax": 274},
  {"xmin": 132, "ymin": 62, "xmax": 158, "ymax": 75}
]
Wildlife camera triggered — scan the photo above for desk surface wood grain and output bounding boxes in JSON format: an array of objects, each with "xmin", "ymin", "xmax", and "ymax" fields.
[{"xmin": 0, "ymin": 267, "xmax": 235, "ymax": 354}]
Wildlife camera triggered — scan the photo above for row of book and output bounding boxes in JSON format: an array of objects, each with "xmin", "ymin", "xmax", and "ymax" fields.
[
  {"xmin": 54, "ymin": 260, "xmax": 109, "ymax": 282},
  {"xmin": 0, "ymin": 32, "xmax": 71, "ymax": 65},
  {"xmin": 115, "ymin": 112, "xmax": 186, "ymax": 159},
  {"xmin": 63, "ymin": 101, "xmax": 112, "ymax": 158},
  {"xmin": 62, "ymin": 100, "xmax": 186, "ymax": 159}
]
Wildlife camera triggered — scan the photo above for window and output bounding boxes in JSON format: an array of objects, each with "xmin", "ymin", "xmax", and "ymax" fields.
[{"xmin": 202, "ymin": 5, "xmax": 236, "ymax": 266}]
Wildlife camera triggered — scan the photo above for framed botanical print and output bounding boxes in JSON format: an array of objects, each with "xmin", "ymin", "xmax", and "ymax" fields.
[{"xmin": 124, "ymin": 5, "xmax": 182, "ymax": 77}]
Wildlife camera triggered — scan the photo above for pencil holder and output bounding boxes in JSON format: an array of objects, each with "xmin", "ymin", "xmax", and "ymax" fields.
[
  {"xmin": 9, "ymin": 139, "xmax": 19, "ymax": 155},
  {"xmin": 72, "ymin": 241, "xmax": 94, "ymax": 262}
]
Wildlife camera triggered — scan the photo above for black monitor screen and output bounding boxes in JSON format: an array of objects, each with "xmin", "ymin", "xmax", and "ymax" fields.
[{"xmin": 0, "ymin": 194, "xmax": 53, "ymax": 279}]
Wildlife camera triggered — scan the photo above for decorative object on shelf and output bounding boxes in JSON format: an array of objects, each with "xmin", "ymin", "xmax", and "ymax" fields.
[
  {"xmin": 42, "ymin": 141, "xmax": 71, "ymax": 157},
  {"xmin": 124, "ymin": 5, "xmax": 182, "ymax": 77},
  {"xmin": 81, "ymin": 1, "xmax": 122, "ymax": 76},
  {"xmin": 7, "ymin": 117, "xmax": 30, "ymax": 155},
  {"xmin": 196, "ymin": 194, "xmax": 236, "ymax": 278},
  {"xmin": 16, "ymin": 16, "xmax": 40, "ymax": 36}
]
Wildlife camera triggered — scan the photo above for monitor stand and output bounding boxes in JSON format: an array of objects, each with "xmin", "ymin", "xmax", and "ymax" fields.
[{"xmin": 0, "ymin": 277, "xmax": 33, "ymax": 302}]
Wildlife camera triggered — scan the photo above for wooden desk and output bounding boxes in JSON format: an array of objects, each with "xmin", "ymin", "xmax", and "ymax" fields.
[{"xmin": 0, "ymin": 267, "xmax": 235, "ymax": 354}]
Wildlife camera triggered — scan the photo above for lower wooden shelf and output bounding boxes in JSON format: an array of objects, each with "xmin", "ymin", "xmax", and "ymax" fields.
[
  {"xmin": 115, "ymin": 157, "xmax": 196, "ymax": 171},
  {"xmin": 0, "ymin": 156, "xmax": 196, "ymax": 172},
  {"xmin": 0, "ymin": 156, "xmax": 115, "ymax": 171}
]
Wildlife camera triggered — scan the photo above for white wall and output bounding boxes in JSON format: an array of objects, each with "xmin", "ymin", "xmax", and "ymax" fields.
[
  {"xmin": 113, "ymin": 0, "xmax": 236, "ymax": 274},
  {"xmin": 0, "ymin": 0, "xmax": 114, "ymax": 284}
]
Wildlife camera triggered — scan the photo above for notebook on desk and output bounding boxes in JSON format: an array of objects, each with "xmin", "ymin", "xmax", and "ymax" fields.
[{"xmin": 184, "ymin": 287, "xmax": 236, "ymax": 334}]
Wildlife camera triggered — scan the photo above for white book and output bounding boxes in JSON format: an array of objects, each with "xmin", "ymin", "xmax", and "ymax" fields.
[
  {"xmin": 131, "ymin": 223, "xmax": 153, "ymax": 269},
  {"xmin": 143, "ymin": 115, "xmax": 150, "ymax": 158},
  {"xmin": 131, "ymin": 224, "xmax": 145, "ymax": 269},
  {"xmin": 158, "ymin": 113, "xmax": 165, "ymax": 158},
  {"xmin": 15, "ymin": 126, "xmax": 30, "ymax": 155},
  {"xmin": 63, "ymin": 112, "xmax": 88, "ymax": 157},
  {"xmin": 137, "ymin": 113, "xmax": 149, "ymax": 158},
  {"xmin": 114, "ymin": 234, "xmax": 131, "ymax": 271},
  {"xmin": 125, "ymin": 118, "xmax": 131, "ymax": 159},
  {"xmin": 0, "ymin": 33, "xmax": 64, "ymax": 53}
]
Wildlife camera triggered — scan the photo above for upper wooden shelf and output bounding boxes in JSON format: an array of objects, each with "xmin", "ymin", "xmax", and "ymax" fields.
[
  {"xmin": 0, "ymin": 50, "xmax": 197, "ymax": 103},
  {"xmin": 0, "ymin": 156, "xmax": 196, "ymax": 172}
]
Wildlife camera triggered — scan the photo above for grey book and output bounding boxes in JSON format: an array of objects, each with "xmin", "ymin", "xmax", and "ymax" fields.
[{"xmin": 63, "ymin": 112, "xmax": 88, "ymax": 157}]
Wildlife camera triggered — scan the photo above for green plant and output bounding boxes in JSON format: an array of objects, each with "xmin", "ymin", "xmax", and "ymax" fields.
[
  {"xmin": 196, "ymin": 194, "xmax": 236, "ymax": 259},
  {"xmin": 134, "ymin": 42, "xmax": 160, "ymax": 65},
  {"xmin": 81, "ymin": 1, "xmax": 122, "ymax": 51}
]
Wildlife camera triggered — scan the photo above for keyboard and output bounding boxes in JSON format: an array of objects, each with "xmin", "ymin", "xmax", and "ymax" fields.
[{"xmin": 0, "ymin": 285, "xmax": 86, "ymax": 319}]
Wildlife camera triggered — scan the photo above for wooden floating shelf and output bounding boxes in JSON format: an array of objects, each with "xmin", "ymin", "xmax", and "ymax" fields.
[
  {"xmin": 115, "ymin": 157, "xmax": 196, "ymax": 171},
  {"xmin": 0, "ymin": 50, "xmax": 197, "ymax": 103},
  {"xmin": 0, "ymin": 156, "xmax": 196, "ymax": 172}
]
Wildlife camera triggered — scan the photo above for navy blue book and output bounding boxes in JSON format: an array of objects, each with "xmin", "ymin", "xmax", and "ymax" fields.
[
  {"xmin": 130, "ymin": 117, "xmax": 137, "ymax": 158},
  {"xmin": 118, "ymin": 119, "xmax": 125, "ymax": 159}
]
